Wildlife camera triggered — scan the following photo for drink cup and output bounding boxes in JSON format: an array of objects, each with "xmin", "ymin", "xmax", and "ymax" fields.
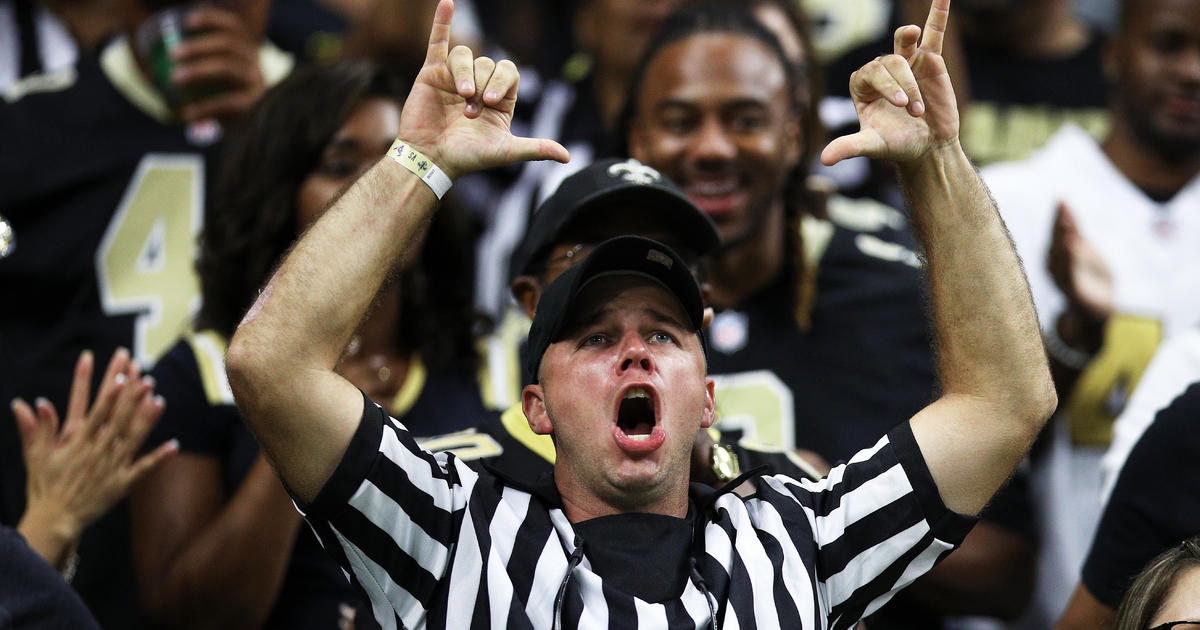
[{"xmin": 134, "ymin": 5, "xmax": 229, "ymax": 117}]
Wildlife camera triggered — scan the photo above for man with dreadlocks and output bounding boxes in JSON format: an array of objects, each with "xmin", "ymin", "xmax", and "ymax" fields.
[{"xmin": 622, "ymin": 1, "xmax": 935, "ymax": 484}]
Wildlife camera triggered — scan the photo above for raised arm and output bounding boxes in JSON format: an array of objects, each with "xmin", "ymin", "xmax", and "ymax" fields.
[
  {"xmin": 822, "ymin": 0, "xmax": 1056, "ymax": 516},
  {"xmin": 225, "ymin": 0, "xmax": 568, "ymax": 503}
]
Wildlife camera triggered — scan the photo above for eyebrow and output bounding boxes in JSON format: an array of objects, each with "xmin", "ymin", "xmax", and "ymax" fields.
[
  {"xmin": 654, "ymin": 97, "xmax": 773, "ymax": 113},
  {"xmin": 644, "ymin": 306, "xmax": 691, "ymax": 330},
  {"xmin": 566, "ymin": 304, "xmax": 691, "ymax": 336},
  {"xmin": 325, "ymin": 137, "xmax": 364, "ymax": 152}
]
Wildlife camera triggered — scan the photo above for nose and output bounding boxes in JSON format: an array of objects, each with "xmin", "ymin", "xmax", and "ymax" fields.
[
  {"xmin": 1179, "ymin": 46, "xmax": 1200, "ymax": 82},
  {"xmin": 692, "ymin": 117, "xmax": 737, "ymax": 163},
  {"xmin": 616, "ymin": 329, "xmax": 654, "ymax": 374}
]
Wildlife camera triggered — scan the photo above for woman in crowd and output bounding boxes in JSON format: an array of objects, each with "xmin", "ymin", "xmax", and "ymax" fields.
[
  {"xmin": 1116, "ymin": 536, "xmax": 1200, "ymax": 630},
  {"xmin": 130, "ymin": 59, "xmax": 486, "ymax": 629}
]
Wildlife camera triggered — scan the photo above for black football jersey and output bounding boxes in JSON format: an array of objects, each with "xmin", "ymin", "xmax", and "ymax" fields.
[
  {"xmin": 706, "ymin": 200, "xmax": 938, "ymax": 465},
  {"xmin": 0, "ymin": 41, "xmax": 216, "ymax": 523}
]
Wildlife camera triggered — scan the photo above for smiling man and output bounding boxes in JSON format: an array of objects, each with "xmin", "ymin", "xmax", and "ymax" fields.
[
  {"xmin": 225, "ymin": 0, "xmax": 1057, "ymax": 627},
  {"xmin": 619, "ymin": 2, "xmax": 940, "ymax": 467}
]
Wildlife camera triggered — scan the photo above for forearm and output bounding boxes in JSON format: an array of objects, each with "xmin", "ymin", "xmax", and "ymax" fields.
[
  {"xmin": 226, "ymin": 156, "xmax": 437, "ymax": 497},
  {"xmin": 901, "ymin": 144, "xmax": 1056, "ymax": 513},
  {"xmin": 149, "ymin": 459, "xmax": 303, "ymax": 630},
  {"xmin": 16, "ymin": 504, "xmax": 80, "ymax": 572},
  {"xmin": 232, "ymin": 156, "xmax": 435, "ymax": 382},
  {"xmin": 902, "ymin": 144, "xmax": 1053, "ymax": 412},
  {"xmin": 1047, "ymin": 307, "xmax": 1107, "ymax": 399},
  {"xmin": 1054, "ymin": 583, "xmax": 1116, "ymax": 630}
]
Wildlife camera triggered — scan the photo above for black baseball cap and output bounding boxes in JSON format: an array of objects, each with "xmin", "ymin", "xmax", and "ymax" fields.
[
  {"xmin": 509, "ymin": 158, "xmax": 720, "ymax": 280},
  {"xmin": 525, "ymin": 235, "xmax": 705, "ymax": 384}
]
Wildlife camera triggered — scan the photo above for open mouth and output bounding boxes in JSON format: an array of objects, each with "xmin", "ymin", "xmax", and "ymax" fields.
[
  {"xmin": 617, "ymin": 387, "xmax": 657, "ymax": 439},
  {"xmin": 684, "ymin": 176, "xmax": 746, "ymax": 215}
]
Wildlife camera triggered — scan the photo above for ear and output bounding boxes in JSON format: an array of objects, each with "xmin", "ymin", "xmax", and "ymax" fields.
[
  {"xmin": 700, "ymin": 377, "xmax": 716, "ymax": 429},
  {"xmin": 573, "ymin": 1, "xmax": 599, "ymax": 54},
  {"xmin": 1102, "ymin": 36, "xmax": 1120, "ymax": 85},
  {"xmin": 701, "ymin": 305, "xmax": 715, "ymax": 330},
  {"xmin": 511, "ymin": 275, "xmax": 542, "ymax": 319},
  {"xmin": 522, "ymin": 384, "xmax": 553, "ymax": 435}
]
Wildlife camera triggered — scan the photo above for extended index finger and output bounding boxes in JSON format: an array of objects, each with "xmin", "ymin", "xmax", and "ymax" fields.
[
  {"xmin": 424, "ymin": 0, "xmax": 455, "ymax": 67},
  {"xmin": 920, "ymin": 0, "xmax": 950, "ymax": 54}
]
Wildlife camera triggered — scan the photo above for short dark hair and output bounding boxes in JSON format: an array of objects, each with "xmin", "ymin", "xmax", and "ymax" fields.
[
  {"xmin": 1115, "ymin": 536, "xmax": 1200, "ymax": 630},
  {"xmin": 611, "ymin": 1, "xmax": 802, "ymax": 158}
]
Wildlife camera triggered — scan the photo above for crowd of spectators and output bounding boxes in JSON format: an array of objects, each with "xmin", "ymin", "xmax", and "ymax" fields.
[{"xmin": 4, "ymin": 0, "xmax": 1200, "ymax": 628}]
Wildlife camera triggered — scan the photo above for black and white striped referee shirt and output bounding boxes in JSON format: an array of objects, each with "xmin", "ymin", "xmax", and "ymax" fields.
[{"xmin": 301, "ymin": 394, "xmax": 976, "ymax": 630}]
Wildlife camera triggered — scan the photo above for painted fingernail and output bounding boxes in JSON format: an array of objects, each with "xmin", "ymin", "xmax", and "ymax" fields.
[
  {"xmin": 142, "ymin": 375, "xmax": 156, "ymax": 388},
  {"xmin": 165, "ymin": 438, "xmax": 180, "ymax": 450},
  {"xmin": 10, "ymin": 399, "xmax": 21, "ymax": 412},
  {"xmin": 155, "ymin": 395, "xmax": 166, "ymax": 408},
  {"xmin": 35, "ymin": 397, "xmax": 49, "ymax": 408},
  {"xmin": 115, "ymin": 373, "xmax": 128, "ymax": 385}
]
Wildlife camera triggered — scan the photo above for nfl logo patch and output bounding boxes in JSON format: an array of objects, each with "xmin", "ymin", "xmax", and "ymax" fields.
[{"xmin": 711, "ymin": 310, "xmax": 749, "ymax": 355}]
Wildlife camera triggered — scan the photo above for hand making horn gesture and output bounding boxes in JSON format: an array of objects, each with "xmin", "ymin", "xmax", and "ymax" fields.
[
  {"xmin": 397, "ymin": 0, "xmax": 570, "ymax": 181},
  {"xmin": 821, "ymin": 0, "xmax": 958, "ymax": 166}
]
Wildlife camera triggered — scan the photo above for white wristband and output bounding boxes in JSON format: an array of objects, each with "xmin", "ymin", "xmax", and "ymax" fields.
[{"xmin": 388, "ymin": 139, "xmax": 452, "ymax": 199}]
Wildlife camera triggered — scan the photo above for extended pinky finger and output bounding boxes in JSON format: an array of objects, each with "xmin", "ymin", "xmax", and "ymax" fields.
[{"xmin": 125, "ymin": 432, "xmax": 177, "ymax": 483}]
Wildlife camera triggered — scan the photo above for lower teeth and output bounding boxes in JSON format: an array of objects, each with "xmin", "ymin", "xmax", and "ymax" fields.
[{"xmin": 627, "ymin": 434, "xmax": 650, "ymax": 441}]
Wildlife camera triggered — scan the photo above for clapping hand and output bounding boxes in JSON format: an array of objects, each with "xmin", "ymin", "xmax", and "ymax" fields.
[
  {"xmin": 1047, "ymin": 202, "xmax": 1113, "ymax": 356},
  {"xmin": 13, "ymin": 349, "xmax": 178, "ymax": 570},
  {"xmin": 1049, "ymin": 202, "xmax": 1114, "ymax": 324}
]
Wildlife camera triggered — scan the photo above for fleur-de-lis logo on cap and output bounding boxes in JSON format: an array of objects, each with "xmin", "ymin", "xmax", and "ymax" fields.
[
  {"xmin": 607, "ymin": 159, "xmax": 662, "ymax": 185},
  {"xmin": 0, "ymin": 214, "xmax": 14, "ymax": 259}
]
